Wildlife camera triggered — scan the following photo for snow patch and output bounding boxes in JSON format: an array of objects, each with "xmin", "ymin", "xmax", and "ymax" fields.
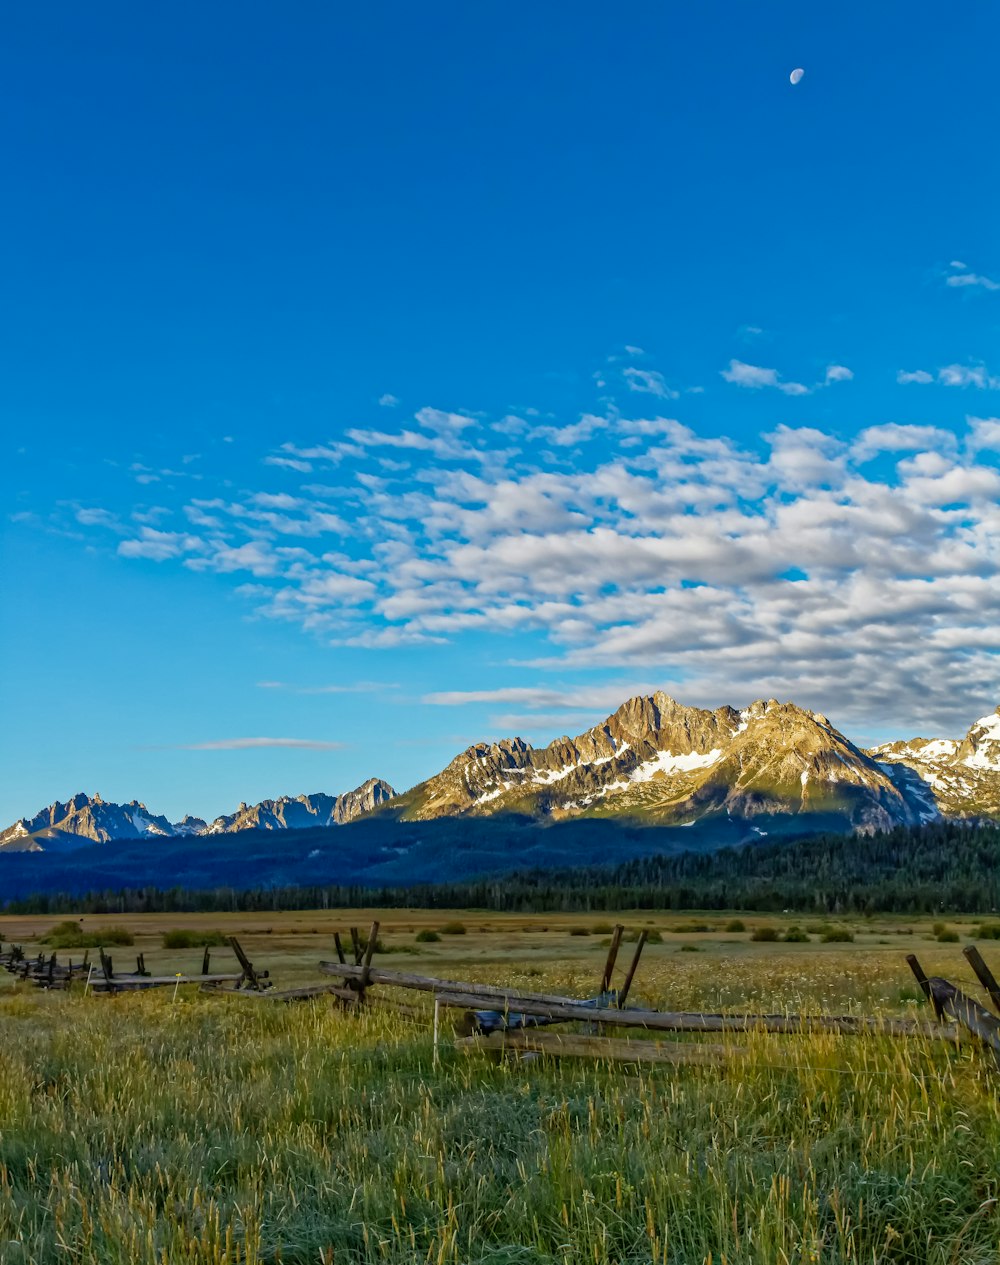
[{"xmin": 629, "ymin": 749, "xmax": 722, "ymax": 783}]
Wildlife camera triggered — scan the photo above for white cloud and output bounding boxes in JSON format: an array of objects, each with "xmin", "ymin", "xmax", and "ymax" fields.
[
  {"xmin": 824, "ymin": 364, "xmax": 854, "ymax": 384},
  {"xmin": 84, "ymin": 407, "xmax": 1000, "ymax": 736},
  {"xmin": 177, "ymin": 737, "xmax": 345, "ymax": 750},
  {"xmin": 378, "ymin": 393, "xmax": 399, "ymax": 407},
  {"xmin": 897, "ymin": 365, "xmax": 1000, "ymax": 389},
  {"xmin": 945, "ymin": 261, "xmax": 999, "ymax": 291},
  {"xmin": 623, "ymin": 368, "xmax": 678, "ymax": 399},
  {"xmin": 721, "ymin": 359, "xmax": 810, "ymax": 395}
]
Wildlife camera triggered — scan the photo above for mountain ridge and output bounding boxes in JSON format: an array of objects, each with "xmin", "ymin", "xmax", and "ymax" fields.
[{"xmin": 4, "ymin": 695, "xmax": 1000, "ymax": 855}]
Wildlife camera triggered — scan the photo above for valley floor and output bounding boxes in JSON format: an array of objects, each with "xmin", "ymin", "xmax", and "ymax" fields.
[{"xmin": 1, "ymin": 911, "xmax": 998, "ymax": 1263}]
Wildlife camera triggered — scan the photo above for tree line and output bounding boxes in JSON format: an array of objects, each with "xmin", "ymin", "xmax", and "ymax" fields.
[{"xmin": 4, "ymin": 819, "xmax": 1000, "ymax": 915}]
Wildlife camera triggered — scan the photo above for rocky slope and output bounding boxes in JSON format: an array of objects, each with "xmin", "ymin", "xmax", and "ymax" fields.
[
  {"xmin": 869, "ymin": 708, "xmax": 1000, "ymax": 819},
  {"xmin": 394, "ymin": 692, "xmax": 925, "ymax": 832},
  {"xmin": 0, "ymin": 779, "xmax": 396, "ymax": 852}
]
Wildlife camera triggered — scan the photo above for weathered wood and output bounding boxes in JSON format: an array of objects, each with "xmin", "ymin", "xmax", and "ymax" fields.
[
  {"xmin": 928, "ymin": 976, "xmax": 1000, "ymax": 1067},
  {"xmin": 962, "ymin": 946, "xmax": 1000, "ymax": 1016},
  {"xmin": 458, "ymin": 1029, "xmax": 746, "ymax": 1066},
  {"xmin": 906, "ymin": 953, "xmax": 933, "ymax": 1005},
  {"xmin": 600, "ymin": 924, "xmax": 624, "ymax": 993},
  {"xmin": 358, "ymin": 920, "xmax": 380, "ymax": 1001},
  {"xmin": 349, "ymin": 927, "xmax": 361, "ymax": 966},
  {"xmin": 333, "ymin": 932, "xmax": 347, "ymax": 966},
  {"xmin": 92, "ymin": 972, "xmax": 245, "ymax": 989},
  {"xmin": 618, "ymin": 930, "xmax": 648, "ymax": 1007},
  {"xmin": 320, "ymin": 962, "xmax": 621, "ymax": 1009},
  {"xmin": 431, "ymin": 989, "xmax": 957, "ymax": 1039},
  {"xmin": 201, "ymin": 946, "xmax": 211, "ymax": 976}
]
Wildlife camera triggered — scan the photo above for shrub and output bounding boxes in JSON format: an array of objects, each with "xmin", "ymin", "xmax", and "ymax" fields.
[
  {"xmin": 678, "ymin": 944, "xmax": 702, "ymax": 953},
  {"xmin": 569, "ymin": 927, "xmax": 591, "ymax": 936},
  {"xmin": 674, "ymin": 922, "xmax": 709, "ymax": 933},
  {"xmin": 440, "ymin": 921, "xmax": 467, "ymax": 936},
  {"xmin": 42, "ymin": 921, "xmax": 134, "ymax": 949},
  {"xmin": 820, "ymin": 927, "xmax": 854, "ymax": 943},
  {"xmin": 591, "ymin": 921, "xmax": 614, "ymax": 934},
  {"xmin": 932, "ymin": 921, "xmax": 947, "ymax": 938},
  {"xmin": 976, "ymin": 922, "xmax": 1000, "ymax": 940},
  {"xmin": 415, "ymin": 929, "xmax": 441, "ymax": 943},
  {"xmin": 625, "ymin": 928, "xmax": 663, "ymax": 944},
  {"xmin": 783, "ymin": 927, "xmax": 810, "ymax": 943},
  {"xmin": 936, "ymin": 930, "xmax": 960, "ymax": 943},
  {"xmin": 724, "ymin": 919, "xmax": 746, "ymax": 933},
  {"xmin": 162, "ymin": 929, "xmax": 229, "ymax": 949},
  {"xmin": 750, "ymin": 926, "xmax": 779, "ymax": 942}
]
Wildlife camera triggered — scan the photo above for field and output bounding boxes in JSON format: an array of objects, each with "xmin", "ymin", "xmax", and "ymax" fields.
[{"xmin": 1, "ymin": 910, "xmax": 999, "ymax": 1264}]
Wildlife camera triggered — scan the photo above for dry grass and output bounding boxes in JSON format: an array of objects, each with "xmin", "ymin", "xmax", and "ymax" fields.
[{"xmin": 0, "ymin": 910, "xmax": 998, "ymax": 1263}]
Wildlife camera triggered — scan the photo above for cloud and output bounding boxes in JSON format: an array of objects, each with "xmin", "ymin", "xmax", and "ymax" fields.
[
  {"xmin": 80, "ymin": 406, "xmax": 1000, "ymax": 737},
  {"xmin": 824, "ymin": 364, "xmax": 854, "ymax": 384},
  {"xmin": 117, "ymin": 528, "xmax": 204, "ymax": 561},
  {"xmin": 899, "ymin": 364, "xmax": 1000, "ymax": 389},
  {"xmin": 378, "ymin": 393, "xmax": 399, "ymax": 407},
  {"xmin": 945, "ymin": 261, "xmax": 999, "ymax": 291},
  {"xmin": 256, "ymin": 680, "xmax": 398, "ymax": 694},
  {"xmin": 177, "ymin": 737, "xmax": 346, "ymax": 750},
  {"xmin": 720, "ymin": 360, "xmax": 810, "ymax": 395},
  {"xmin": 622, "ymin": 367, "xmax": 678, "ymax": 399}
]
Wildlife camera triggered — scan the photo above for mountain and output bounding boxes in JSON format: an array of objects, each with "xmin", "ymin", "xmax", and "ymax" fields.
[
  {"xmin": 869, "ymin": 708, "xmax": 1000, "ymax": 819},
  {"xmin": 201, "ymin": 780, "xmax": 396, "ymax": 833},
  {"xmin": 0, "ymin": 779, "xmax": 396, "ymax": 852},
  {"xmin": 393, "ymin": 693, "xmax": 925, "ymax": 833}
]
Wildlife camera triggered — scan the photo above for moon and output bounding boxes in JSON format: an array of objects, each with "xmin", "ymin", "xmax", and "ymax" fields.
[{"xmin": 790, "ymin": 67, "xmax": 804, "ymax": 85}]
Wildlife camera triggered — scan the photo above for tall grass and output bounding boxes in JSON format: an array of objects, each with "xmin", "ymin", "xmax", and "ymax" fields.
[{"xmin": 0, "ymin": 955, "xmax": 998, "ymax": 1263}]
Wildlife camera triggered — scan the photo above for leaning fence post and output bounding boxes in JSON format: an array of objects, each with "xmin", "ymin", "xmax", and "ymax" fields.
[
  {"xmin": 600, "ymin": 925, "xmax": 625, "ymax": 994},
  {"xmin": 349, "ymin": 927, "xmax": 362, "ymax": 966},
  {"xmin": 358, "ymin": 921, "xmax": 380, "ymax": 1003},
  {"xmin": 333, "ymin": 932, "xmax": 347, "ymax": 965},
  {"xmin": 906, "ymin": 953, "xmax": 937, "ymax": 1015},
  {"xmin": 963, "ymin": 945, "xmax": 1000, "ymax": 1016},
  {"xmin": 618, "ymin": 930, "xmax": 649, "ymax": 1007},
  {"xmin": 433, "ymin": 996, "xmax": 441, "ymax": 1068}
]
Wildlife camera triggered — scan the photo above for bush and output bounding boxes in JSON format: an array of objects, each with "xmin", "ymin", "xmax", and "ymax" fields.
[
  {"xmin": 750, "ymin": 926, "xmax": 779, "ymax": 942},
  {"xmin": 932, "ymin": 921, "xmax": 947, "ymax": 938},
  {"xmin": 678, "ymin": 944, "xmax": 702, "ymax": 953},
  {"xmin": 625, "ymin": 928, "xmax": 663, "ymax": 944},
  {"xmin": 783, "ymin": 927, "xmax": 810, "ymax": 943},
  {"xmin": 162, "ymin": 929, "xmax": 229, "ymax": 949},
  {"xmin": 440, "ymin": 922, "xmax": 467, "ymax": 936},
  {"xmin": 936, "ymin": 930, "xmax": 960, "ymax": 943},
  {"xmin": 42, "ymin": 921, "xmax": 134, "ymax": 949},
  {"xmin": 674, "ymin": 922, "xmax": 709, "ymax": 933},
  {"xmin": 569, "ymin": 927, "xmax": 591, "ymax": 936},
  {"xmin": 977, "ymin": 922, "xmax": 1000, "ymax": 940},
  {"xmin": 820, "ymin": 927, "xmax": 854, "ymax": 943},
  {"xmin": 724, "ymin": 919, "xmax": 746, "ymax": 933},
  {"xmin": 415, "ymin": 929, "xmax": 441, "ymax": 943},
  {"xmin": 591, "ymin": 921, "xmax": 614, "ymax": 934}
]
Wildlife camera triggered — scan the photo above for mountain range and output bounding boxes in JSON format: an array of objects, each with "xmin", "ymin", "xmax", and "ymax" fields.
[{"xmin": 3, "ymin": 694, "xmax": 1000, "ymax": 861}]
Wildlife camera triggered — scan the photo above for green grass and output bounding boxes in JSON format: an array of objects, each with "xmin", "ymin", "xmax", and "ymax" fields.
[
  {"xmin": 162, "ymin": 929, "xmax": 231, "ymax": 949},
  {"xmin": 1, "ymin": 913, "xmax": 999, "ymax": 1263},
  {"xmin": 40, "ymin": 920, "xmax": 135, "ymax": 949}
]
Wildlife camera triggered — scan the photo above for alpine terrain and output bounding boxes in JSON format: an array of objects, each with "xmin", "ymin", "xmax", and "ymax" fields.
[{"xmin": 0, "ymin": 779, "xmax": 396, "ymax": 852}]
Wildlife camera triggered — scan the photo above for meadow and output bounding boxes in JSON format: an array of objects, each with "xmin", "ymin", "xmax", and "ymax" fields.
[{"xmin": 1, "ymin": 910, "xmax": 998, "ymax": 1264}]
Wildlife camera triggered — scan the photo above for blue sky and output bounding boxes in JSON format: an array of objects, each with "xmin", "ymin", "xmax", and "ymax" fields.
[{"xmin": 3, "ymin": 2, "xmax": 1000, "ymax": 825}]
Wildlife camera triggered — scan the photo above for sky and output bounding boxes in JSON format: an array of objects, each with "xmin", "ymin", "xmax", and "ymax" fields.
[{"xmin": 3, "ymin": 2, "xmax": 1000, "ymax": 826}]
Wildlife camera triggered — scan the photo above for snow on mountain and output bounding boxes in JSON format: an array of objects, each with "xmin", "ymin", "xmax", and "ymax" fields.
[
  {"xmin": 0, "ymin": 779, "xmax": 396, "ymax": 852},
  {"xmin": 870, "ymin": 706, "xmax": 1000, "ymax": 818},
  {"xmin": 394, "ymin": 692, "xmax": 925, "ymax": 832}
]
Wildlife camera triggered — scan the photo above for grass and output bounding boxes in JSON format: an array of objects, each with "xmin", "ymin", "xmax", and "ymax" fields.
[
  {"xmin": 1, "ymin": 910, "xmax": 999, "ymax": 1262},
  {"xmin": 162, "ymin": 929, "xmax": 231, "ymax": 949},
  {"xmin": 40, "ymin": 920, "xmax": 135, "ymax": 949}
]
